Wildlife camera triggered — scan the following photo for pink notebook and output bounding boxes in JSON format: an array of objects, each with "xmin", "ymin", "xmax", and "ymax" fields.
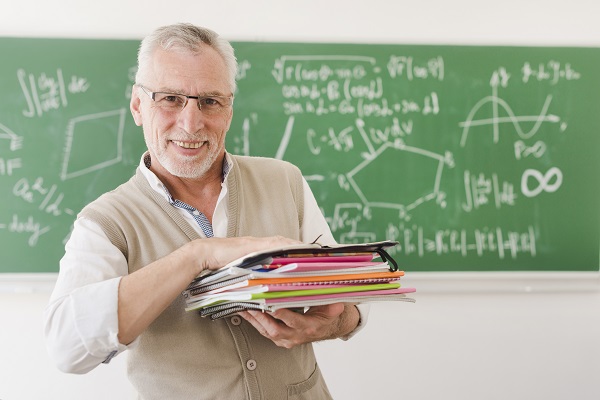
[
  {"xmin": 262, "ymin": 261, "xmax": 385, "ymax": 272},
  {"xmin": 265, "ymin": 287, "xmax": 416, "ymax": 304},
  {"xmin": 270, "ymin": 254, "xmax": 374, "ymax": 264}
]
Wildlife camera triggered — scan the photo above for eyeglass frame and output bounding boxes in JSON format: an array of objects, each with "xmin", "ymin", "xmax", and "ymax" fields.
[{"xmin": 136, "ymin": 84, "xmax": 234, "ymax": 114}]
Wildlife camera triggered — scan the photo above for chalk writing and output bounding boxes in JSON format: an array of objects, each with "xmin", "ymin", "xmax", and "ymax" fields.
[
  {"xmin": 387, "ymin": 56, "xmax": 444, "ymax": 81},
  {"xmin": 252, "ymin": 50, "xmax": 582, "ymax": 267},
  {"xmin": 0, "ymin": 158, "xmax": 22, "ymax": 176},
  {"xmin": 276, "ymin": 56, "xmax": 441, "ymax": 119},
  {"xmin": 522, "ymin": 61, "xmax": 581, "ymax": 84},
  {"xmin": 0, "ymin": 123, "xmax": 23, "ymax": 176},
  {"xmin": 2, "ymin": 39, "xmax": 597, "ymax": 273},
  {"xmin": 18, "ymin": 68, "xmax": 90, "ymax": 118},
  {"xmin": 521, "ymin": 168, "xmax": 563, "ymax": 198},
  {"xmin": 384, "ymin": 224, "xmax": 536, "ymax": 260},
  {"xmin": 514, "ymin": 140, "xmax": 546, "ymax": 160},
  {"xmin": 61, "ymin": 108, "xmax": 126, "ymax": 180},
  {"xmin": 0, "ymin": 214, "xmax": 51, "ymax": 247},
  {"xmin": 459, "ymin": 70, "xmax": 562, "ymax": 147},
  {"xmin": 462, "ymin": 170, "xmax": 517, "ymax": 212},
  {"xmin": 13, "ymin": 177, "xmax": 74, "ymax": 217},
  {"xmin": 0, "ymin": 123, "xmax": 24, "ymax": 152},
  {"xmin": 237, "ymin": 59, "xmax": 252, "ymax": 81}
]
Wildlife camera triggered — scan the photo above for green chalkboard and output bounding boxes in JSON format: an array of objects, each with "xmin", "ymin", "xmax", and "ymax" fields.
[
  {"xmin": 1, "ymin": 38, "xmax": 599, "ymax": 273},
  {"xmin": 0, "ymin": 38, "xmax": 143, "ymax": 273}
]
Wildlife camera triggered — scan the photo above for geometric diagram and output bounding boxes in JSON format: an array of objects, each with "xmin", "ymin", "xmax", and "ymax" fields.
[
  {"xmin": 318, "ymin": 119, "xmax": 454, "ymax": 243},
  {"xmin": 271, "ymin": 114, "xmax": 454, "ymax": 242},
  {"xmin": 459, "ymin": 70, "xmax": 564, "ymax": 147},
  {"xmin": 457, "ymin": 69, "xmax": 565, "ymax": 199},
  {"xmin": 345, "ymin": 119, "xmax": 454, "ymax": 222},
  {"xmin": 60, "ymin": 108, "xmax": 126, "ymax": 180},
  {"xmin": 0, "ymin": 122, "xmax": 24, "ymax": 151},
  {"xmin": 0, "ymin": 123, "xmax": 23, "ymax": 176}
]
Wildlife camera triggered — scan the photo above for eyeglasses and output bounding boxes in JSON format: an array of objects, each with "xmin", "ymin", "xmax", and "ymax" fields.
[{"xmin": 137, "ymin": 85, "xmax": 233, "ymax": 115}]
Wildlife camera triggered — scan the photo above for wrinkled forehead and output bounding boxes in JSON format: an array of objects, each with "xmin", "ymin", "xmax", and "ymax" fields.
[{"xmin": 143, "ymin": 46, "xmax": 231, "ymax": 94}]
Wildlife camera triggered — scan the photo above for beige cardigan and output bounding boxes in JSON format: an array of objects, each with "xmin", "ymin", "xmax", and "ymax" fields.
[{"xmin": 79, "ymin": 155, "xmax": 333, "ymax": 400}]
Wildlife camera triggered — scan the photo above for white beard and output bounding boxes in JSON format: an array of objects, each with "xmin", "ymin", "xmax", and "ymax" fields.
[
  {"xmin": 148, "ymin": 138, "xmax": 223, "ymax": 179},
  {"xmin": 159, "ymin": 151, "xmax": 216, "ymax": 179}
]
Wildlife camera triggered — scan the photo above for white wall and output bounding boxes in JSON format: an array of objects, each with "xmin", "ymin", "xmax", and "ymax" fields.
[{"xmin": 1, "ymin": 1, "xmax": 599, "ymax": 399}]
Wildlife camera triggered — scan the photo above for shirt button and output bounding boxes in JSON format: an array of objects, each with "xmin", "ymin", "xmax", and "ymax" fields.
[
  {"xmin": 192, "ymin": 210, "xmax": 200, "ymax": 216},
  {"xmin": 231, "ymin": 316, "xmax": 242, "ymax": 326},
  {"xmin": 246, "ymin": 359, "xmax": 257, "ymax": 371}
]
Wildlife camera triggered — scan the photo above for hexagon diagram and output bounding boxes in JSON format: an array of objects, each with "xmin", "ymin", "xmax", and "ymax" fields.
[{"xmin": 346, "ymin": 135, "xmax": 454, "ymax": 221}]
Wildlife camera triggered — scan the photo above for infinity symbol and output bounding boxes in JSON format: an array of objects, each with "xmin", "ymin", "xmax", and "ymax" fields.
[{"xmin": 521, "ymin": 167, "xmax": 563, "ymax": 198}]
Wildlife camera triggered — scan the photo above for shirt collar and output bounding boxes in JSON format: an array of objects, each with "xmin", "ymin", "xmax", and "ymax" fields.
[{"xmin": 139, "ymin": 151, "xmax": 232, "ymax": 201}]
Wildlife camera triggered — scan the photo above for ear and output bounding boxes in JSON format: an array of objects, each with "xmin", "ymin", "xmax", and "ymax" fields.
[{"xmin": 130, "ymin": 85, "xmax": 143, "ymax": 126}]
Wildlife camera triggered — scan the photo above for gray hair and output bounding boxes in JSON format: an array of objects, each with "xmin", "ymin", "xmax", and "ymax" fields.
[{"xmin": 135, "ymin": 23, "xmax": 238, "ymax": 93}]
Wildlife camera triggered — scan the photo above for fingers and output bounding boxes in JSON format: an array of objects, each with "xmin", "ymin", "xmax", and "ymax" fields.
[
  {"xmin": 238, "ymin": 303, "xmax": 348, "ymax": 349},
  {"xmin": 188, "ymin": 235, "xmax": 301, "ymax": 273},
  {"xmin": 239, "ymin": 310, "xmax": 298, "ymax": 349}
]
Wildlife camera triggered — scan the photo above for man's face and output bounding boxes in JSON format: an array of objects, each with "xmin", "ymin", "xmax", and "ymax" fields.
[{"xmin": 131, "ymin": 45, "xmax": 233, "ymax": 180}]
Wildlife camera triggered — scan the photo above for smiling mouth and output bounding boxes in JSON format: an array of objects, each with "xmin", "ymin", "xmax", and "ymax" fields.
[{"xmin": 172, "ymin": 140, "xmax": 204, "ymax": 149}]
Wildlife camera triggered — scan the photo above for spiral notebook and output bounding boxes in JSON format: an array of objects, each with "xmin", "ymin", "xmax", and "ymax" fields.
[
  {"xmin": 183, "ymin": 240, "xmax": 415, "ymax": 317},
  {"xmin": 201, "ymin": 288, "xmax": 417, "ymax": 320}
]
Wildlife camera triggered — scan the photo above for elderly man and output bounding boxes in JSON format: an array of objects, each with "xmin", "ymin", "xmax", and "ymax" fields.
[{"xmin": 44, "ymin": 23, "xmax": 367, "ymax": 400}]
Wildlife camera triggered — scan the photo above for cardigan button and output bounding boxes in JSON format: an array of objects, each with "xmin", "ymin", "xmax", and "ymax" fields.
[
  {"xmin": 246, "ymin": 359, "xmax": 257, "ymax": 371},
  {"xmin": 231, "ymin": 316, "xmax": 242, "ymax": 326}
]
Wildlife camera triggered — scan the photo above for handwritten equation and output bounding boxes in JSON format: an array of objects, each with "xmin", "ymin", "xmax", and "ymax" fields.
[
  {"xmin": 274, "ymin": 55, "xmax": 442, "ymax": 119},
  {"xmin": 231, "ymin": 45, "xmax": 596, "ymax": 269},
  {"xmin": 1, "ymin": 39, "xmax": 597, "ymax": 272},
  {"xmin": 385, "ymin": 224, "xmax": 536, "ymax": 260},
  {"xmin": 0, "ymin": 176, "xmax": 75, "ymax": 247},
  {"xmin": 18, "ymin": 68, "xmax": 90, "ymax": 118},
  {"xmin": 0, "ymin": 39, "xmax": 136, "ymax": 262}
]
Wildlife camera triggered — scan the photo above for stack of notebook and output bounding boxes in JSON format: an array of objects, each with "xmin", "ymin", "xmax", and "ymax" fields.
[{"xmin": 183, "ymin": 240, "xmax": 415, "ymax": 320}]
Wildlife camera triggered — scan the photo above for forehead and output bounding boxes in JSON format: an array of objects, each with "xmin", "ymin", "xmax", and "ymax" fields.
[{"xmin": 147, "ymin": 45, "xmax": 230, "ymax": 94}]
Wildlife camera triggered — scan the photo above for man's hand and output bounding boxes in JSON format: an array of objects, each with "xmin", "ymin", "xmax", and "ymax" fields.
[
  {"xmin": 117, "ymin": 235, "xmax": 300, "ymax": 345},
  {"xmin": 239, "ymin": 303, "xmax": 360, "ymax": 348}
]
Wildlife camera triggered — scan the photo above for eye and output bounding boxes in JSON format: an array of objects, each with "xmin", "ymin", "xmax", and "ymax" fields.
[
  {"xmin": 163, "ymin": 95, "xmax": 180, "ymax": 102},
  {"xmin": 164, "ymin": 95, "xmax": 185, "ymax": 104},
  {"xmin": 155, "ymin": 93, "xmax": 186, "ymax": 108},
  {"xmin": 200, "ymin": 97, "xmax": 222, "ymax": 107}
]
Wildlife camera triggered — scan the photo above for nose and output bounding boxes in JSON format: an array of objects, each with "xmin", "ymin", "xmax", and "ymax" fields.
[{"xmin": 176, "ymin": 98, "xmax": 206, "ymax": 132}]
